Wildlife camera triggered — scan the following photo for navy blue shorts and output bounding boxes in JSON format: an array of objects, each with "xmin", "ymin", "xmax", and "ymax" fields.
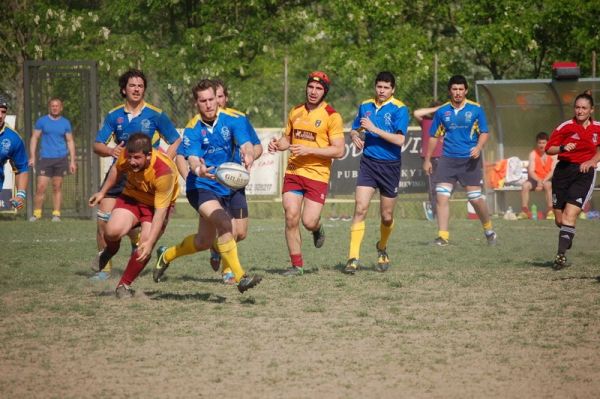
[
  {"xmin": 228, "ymin": 189, "xmax": 249, "ymax": 219},
  {"xmin": 186, "ymin": 188, "xmax": 227, "ymax": 212},
  {"xmin": 552, "ymin": 161, "xmax": 596, "ymax": 210},
  {"xmin": 186, "ymin": 188, "xmax": 248, "ymax": 219},
  {"xmin": 356, "ymin": 156, "xmax": 401, "ymax": 198},
  {"xmin": 433, "ymin": 157, "xmax": 483, "ymax": 187},
  {"xmin": 101, "ymin": 170, "xmax": 127, "ymax": 198}
]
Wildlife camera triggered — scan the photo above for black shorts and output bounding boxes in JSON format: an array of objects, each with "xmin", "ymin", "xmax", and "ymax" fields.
[
  {"xmin": 356, "ymin": 156, "xmax": 401, "ymax": 198},
  {"xmin": 37, "ymin": 157, "xmax": 68, "ymax": 178},
  {"xmin": 101, "ymin": 170, "xmax": 127, "ymax": 198},
  {"xmin": 433, "ymin": 156, "xmax": 483, "ymax": 187},
  {"xmin": 551, "ymin": 161, "xmax": 596, "ymax": 210}
]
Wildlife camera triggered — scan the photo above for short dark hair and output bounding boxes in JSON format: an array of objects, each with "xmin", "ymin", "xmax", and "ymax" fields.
[
  {"xmin": 192, "ymin": 79, "xmax": 217, "ymax": 100},
  {"xmin": 535, "ymin": 132, "xmax": 548, "ymax": 141},
  {"xmin": 119, "ymin": 69, "xmax": 147, "ymax": 98},
  {"xmin": 126, "ymin": 133, "xmax": 152, "ymax": 155},
  {"xmin": 213, "ymin": 78, "xmax": 228, "ymax": 97},
  {"xmin": 447, "ymin": 75, "xmax": 468, "ymax": 90},
  {"xmin": 575, "ymin": 92, "xmax": 594, "ymax": 107},
  {"xmin": 375, "ymin": 71, "xmax": 395, "ymax": 89}
]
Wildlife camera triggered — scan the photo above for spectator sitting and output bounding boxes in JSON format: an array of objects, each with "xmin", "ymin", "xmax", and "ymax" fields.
[{"xmin": 519, "ymin": 132, "xmax": 556, "ymax": 219}]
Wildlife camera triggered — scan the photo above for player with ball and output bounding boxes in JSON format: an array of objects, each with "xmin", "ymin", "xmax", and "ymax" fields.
[{"xmin": 153, "ymin": 79, "xmax": 261, "ymax": 293}]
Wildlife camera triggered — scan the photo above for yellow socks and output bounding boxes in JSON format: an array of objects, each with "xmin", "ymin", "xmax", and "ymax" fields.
[
  {"xmin": 348, "ymin": 221, "xmax": 365, "ymax": 259},
  {"xmin": 102, "ymin": 259, "xmax": 113, "ymax": 273},
  {"xmin": 439, "ymin": 230, "xmax": 450, "ymax": 241},
  {"xmin": 482, "ymin": 221, "xmax": 493, "ymax": 231},
  {"xmin": 164, "ymin": 234, "xmax": 198, "ymax": 263},
  {"xmin": 52, "ymin": 210, "xmax": 60, "ymax": 217},
  {"xmin": 379, "ymin": 220, "xmax": 394, "ymax": 249},
  {"xmin": 217, "ymin": 238, "xmax": 245, "ymax": 282},
  {"xmin": 33, "ymin": 209, "xmax": 42, "ymax": 219}
]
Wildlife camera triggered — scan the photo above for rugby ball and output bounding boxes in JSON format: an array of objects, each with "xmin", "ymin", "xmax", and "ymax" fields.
[{"xmin": 215, "ymin": 162, "xmax": 250, "ymax": 190}]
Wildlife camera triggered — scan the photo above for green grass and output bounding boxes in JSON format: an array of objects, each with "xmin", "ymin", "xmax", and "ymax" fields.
[{"xmin": 1, "ymin": 216, "xmax": 600, "ymax": 398}]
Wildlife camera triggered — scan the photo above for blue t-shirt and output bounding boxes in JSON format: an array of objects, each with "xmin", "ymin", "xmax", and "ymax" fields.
[
  {"xmin": 34, "ymin": 115, "xmax": 72, "ymax": 158},
  {"xmin": 95, "ymin": 102, "xmax": 180, "ymax": 148},
  {"xmin": 352, "ymin": 97, "xmax": 409, "ymax": 161},
  {"xmin": 0, "ymin": 125, "xmax": 29, "ymax": 187},
  {"xmin": 179, "ymin": 109, "xmax": 251, "ymax": 196},
  {"xmin": 226, "ymin": 108, "xmax": 261, "ymax": 164},
  {"xmin": 429, "ymin": 100, "xmax": 489, "ymax": 158}
]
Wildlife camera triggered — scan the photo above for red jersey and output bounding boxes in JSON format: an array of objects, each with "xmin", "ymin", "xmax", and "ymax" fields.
[
  {"xmin": 546, "ymin": 118, "xmax": 600, "ymax": 164},
  {"xmin": 419, "ymin": 117, "xmax": 443, "ymax": 158}
]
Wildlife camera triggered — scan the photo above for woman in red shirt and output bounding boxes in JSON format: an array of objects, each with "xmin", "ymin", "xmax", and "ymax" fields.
[{"xmin": 545, "ymin": 92, "xmax": 600, "ymax": 269}]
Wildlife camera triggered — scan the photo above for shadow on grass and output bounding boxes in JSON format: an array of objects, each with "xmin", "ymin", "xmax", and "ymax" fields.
[
  {"xmin": 332, "ymin": 261, "xmax": 381, "ymax": 273},
  {"xmin": 261, "ymin": 267, "xmax": 319, "ymax": 275},
  {"xmin": 145, "ymin": 290, "xmax": 227, "ymax": 303},
  {"xmin": 555, "ymin": 275, "xmax": 600, "ymax": 282},
  {"xmin": 527, "ymin": 260, "xmax": 554, "ymax": 268},
  {"xmin": 177, "ymin": 274, "xmax": 223, "ymax": 284}
]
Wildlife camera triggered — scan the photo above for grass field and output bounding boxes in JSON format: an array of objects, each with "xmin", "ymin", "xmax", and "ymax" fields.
[{"xmin": 1, "ymin": 215, "xmax": 600, "ymax": 398}]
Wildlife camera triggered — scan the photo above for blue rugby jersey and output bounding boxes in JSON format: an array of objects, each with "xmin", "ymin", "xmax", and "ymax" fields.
[
  {"xmin": 429, "ymin": 100, "xmax": 489, "ymax": 158},
  {"xmin": 351, "ymin": 97, "xmax": 409, "ymax": 161},
  {"xmin": 0, "ymin": 125, "xmax": 29, "ymax": 187},
  {"xmin": 95, "ymin": 102, "xmax": 179, "ymax": 148},
  {"xmin": 179, "ymin": 109, "xmax": 251, "ymax": 196},
  {"xmin": 34, "ymin": 115, "xmax": 72, "ymax": 158},
  {"xmin": 226, "ymin": 107, "xmax": 261, "ymax": 164}
]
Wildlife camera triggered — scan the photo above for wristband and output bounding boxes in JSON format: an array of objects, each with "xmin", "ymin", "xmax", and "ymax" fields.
[
  {"xmin": 195, "ymin": 166, "xmax": 201, "ymax": 176},
  {"xmin": 559, "ymin": 145, "xmax": 565, "ymax": 153}
]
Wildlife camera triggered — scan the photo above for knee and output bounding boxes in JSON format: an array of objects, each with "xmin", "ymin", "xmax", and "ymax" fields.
[
  {"xmin": 104, "ymin": 226, "xmax": 122, "ymax": 242},
  {"xmin": 436, "ymin": 185, "xmax": 452, "ymax": 202},
  {"xmin": 284, "ymin": 210, "xmax": 300, "ymax": 227},
  {"xmin": 381, "ymin": 212, "xmax": 393, "ymax": 225},
  {"xmin": 194, "ymin": 235, "xmax": 212, "ymax": 251},
  {"xmin": 236, "ymin": 231, "xmax": 247, "ymax": 242},
  {"xmin": 554, "ymin": 220, "xmax": 561, "ymax": 228},
  {"xmin": 354, "ymin": 203, "xmax": 369, "ymax": 219},
  {"xmin": 467, "ymin": 189, "xmax": 483, "ymax": 204},
  {"xmin": 302, "ymin": 215, "xmax": 320, "ymax": 231}
]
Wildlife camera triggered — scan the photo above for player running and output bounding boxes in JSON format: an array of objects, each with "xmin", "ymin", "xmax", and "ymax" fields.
[
  {"xmin": 208, "ymin": 79, "xmax": 263, "ymax": 284},
  {"xmin": 268, "ymin": 71, "xmax": 345, "ymax": 276},
  {"xmin": 153, "ymin": 79, "xmax": 261, "ymax": 293},
  {"xmin": 344, "ymin": 71, "xmax": 409, "ymax": 274},
  {"xmin": 89, "ymin": 133, "xmax": 179, "ymax": 298},
  {"xmin": 91, "ymin": 69, "xmax": 181, "ymax": 281},
  {"xmin": 545, "ymin": 92, "xmax": 600, "ymax": 270},
  {"xmin": 423, "ymin": 75, "xmax": 497, "ymax": 246}
]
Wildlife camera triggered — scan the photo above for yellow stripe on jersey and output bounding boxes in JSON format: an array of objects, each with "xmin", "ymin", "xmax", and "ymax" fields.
[
  {"xmin": 144, "ymin": 102, "xmax": 163, "ymax": 113},
  {"xmin": 108, "ymin": 104, "xmax": 125, "ymax": 113}
]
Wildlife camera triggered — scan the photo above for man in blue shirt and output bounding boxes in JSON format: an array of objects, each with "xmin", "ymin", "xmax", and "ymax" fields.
[
  {"xmin": 0, "ymin": 96, "xmax": 29, "ymax": 211},
  {"xmin": 28, "ymin": 98, "xmax": 76, "ymax": 222},
  {"xmin": 207, "ymin": 79, "xmax": 263, "ymax": 284},
  {"xmin": 344, "ymin": 71, "xmax": 409, "ymax": 274},
  {"xmin": 91, "ymin": 69, "xmax": 181, "ymax": 280},
  {"xmin": 423, "ymin": 75, "xmax": 497, "ymax": 246},
  {"xmin": 153, "ymin": 79, "xmax": 262, "ymax": 293}
]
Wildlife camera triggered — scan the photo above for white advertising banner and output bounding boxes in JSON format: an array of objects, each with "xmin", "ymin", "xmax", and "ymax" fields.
[{"xmin": 246, "ymin": 128, "xmax": 281, "ymax": 196}]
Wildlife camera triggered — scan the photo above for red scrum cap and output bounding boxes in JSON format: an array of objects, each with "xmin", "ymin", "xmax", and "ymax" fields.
[{"xmin": 307, "ymin": 71, "xmax": 330, "ymax": 95}]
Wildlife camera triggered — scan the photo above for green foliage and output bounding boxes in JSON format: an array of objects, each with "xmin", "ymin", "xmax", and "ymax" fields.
[{"xmin": 1, "ymin": 0, "xmax": 597, "ymax": 127}]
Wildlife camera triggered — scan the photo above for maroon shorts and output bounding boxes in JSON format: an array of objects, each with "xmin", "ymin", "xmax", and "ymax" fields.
[
  {"xmin": 115, "ymin": 195, "xmax": 172, "ymax": 231},
  {"xmin": 282, "ymin": 174, "xmax": 328, "ymax": 204}
]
